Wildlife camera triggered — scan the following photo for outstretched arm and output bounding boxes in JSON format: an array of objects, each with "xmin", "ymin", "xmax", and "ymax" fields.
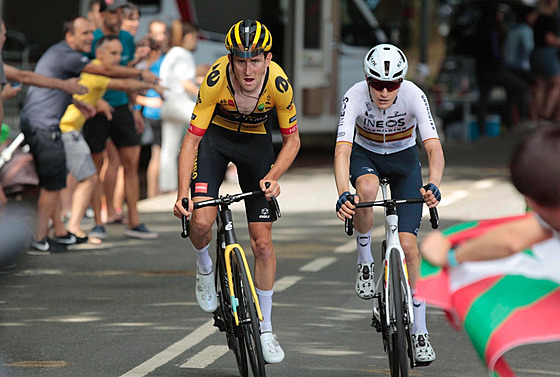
[
  {"xmin": 4, "ymin": 64, "xmax": 88, "ymax": 95},
  {"xmin": 420, "ymin": 214, "xmax": 551, "ymax": 266}
]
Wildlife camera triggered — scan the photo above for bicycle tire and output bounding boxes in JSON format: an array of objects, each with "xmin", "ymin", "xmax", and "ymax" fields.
[
  {"xmin": 216, "ymin": 240, "xmax": 248, "ymax": 376},
  {"xmin": 387, "ymin": 249, "xmax": 409, "ymax": 377},
  {"xmin": 232, "ymin": 248, "xmax": 266, "ymax": 377}
]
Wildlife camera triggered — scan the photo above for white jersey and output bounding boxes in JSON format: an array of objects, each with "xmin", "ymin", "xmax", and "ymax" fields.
[{"xmin": 336, "ymin": 80, "xmax": 439, "ymax": 154}]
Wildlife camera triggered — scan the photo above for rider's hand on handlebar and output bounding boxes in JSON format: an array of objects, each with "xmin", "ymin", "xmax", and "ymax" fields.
[
  {"xmin": 173, "ymin": 197, "xmax": 192, "ymax": 219},
  {"xmin": 261, "ymin": 179, "xmax": 280, "ymax": 200},
  {"xmin": 420, "ymin": 183, "xmax": 441, "ymax": 208},
  {"xmin": 336, "ymin": 191, "xmax": 358, "ymax": 221}
]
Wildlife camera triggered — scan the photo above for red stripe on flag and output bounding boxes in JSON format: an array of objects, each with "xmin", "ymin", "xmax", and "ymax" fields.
[
  {"xmin": 448, "ymin": 214, "xmax": 530, "ymax": 246},
  {"xmin": 452, "ymin": 276, "xmax": 502, "ymax": 321},
  {"xmin": 484, "ymin": 289, "xmax": 560, "ymax": 375}
]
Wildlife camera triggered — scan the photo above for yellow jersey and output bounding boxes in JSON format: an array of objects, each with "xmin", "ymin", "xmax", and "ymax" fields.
[
  {"xmin": 59, "ymin": 60, "xmax": 111, "ymax": 133},
  {"xmin": 189, "ymin": 55, "xmax": 298, "ymax": 136}
]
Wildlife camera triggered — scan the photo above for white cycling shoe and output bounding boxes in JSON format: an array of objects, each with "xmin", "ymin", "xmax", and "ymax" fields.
[
  {"xmin": 260, "ymin": 332, "xmax": 285, "ymax": 364},
  {"xmin": 355, "ymin": 262, "xmax": 375, "ymax": 299},
  {"xmin": 411, "ymin": 332, "xmax": 436, "ymax": 366},
  {"xmin": 195, "ymin": 269, "xmax": 217, "ymax": 313}
]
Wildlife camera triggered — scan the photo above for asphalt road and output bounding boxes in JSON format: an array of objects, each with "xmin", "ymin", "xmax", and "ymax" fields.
[{"xmin": 1, "ymin": 130, "xmax": 559, "ymax": 376}]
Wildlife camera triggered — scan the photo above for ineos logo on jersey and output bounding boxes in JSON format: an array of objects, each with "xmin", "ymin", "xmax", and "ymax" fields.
[
  {"xmin": 364, "ymin": 118, "xmax": 406, "ymax": 128},
  {"xmin": 275, "ymin": 76, "xmax": 289, "ymax": 93}
]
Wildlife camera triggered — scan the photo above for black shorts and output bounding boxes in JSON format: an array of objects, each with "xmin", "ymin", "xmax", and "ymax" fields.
[
  {"xmin": 349, "ymin": 144, "xmax": 423, "ymax": 235},
  {"xmin": 145, "ymin": 118, "xmax": 162, "ymax": 146},
  {"xmin": 21, "ymin": 127, "xmax": 66, "ymax": 191},
  {"xmin": 191, "ymin": 125, "xmax": 275, "ymax": 223},
  {"xmin": 83, "ymin": 104, "xmax": 140, "ymax": 153}
]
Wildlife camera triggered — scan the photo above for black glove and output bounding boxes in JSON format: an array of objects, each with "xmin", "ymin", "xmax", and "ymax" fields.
[
  {"xmin": 423, "ymin": 183, "xmax": 441, "ymax": 202},
  {"xmin": 336, "ymin": 191, "xmax": 354, "ymax": 212}
]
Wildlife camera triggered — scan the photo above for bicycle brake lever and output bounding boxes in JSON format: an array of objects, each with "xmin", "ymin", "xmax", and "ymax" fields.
[
  {"xmin": 429, "ymin": 207, "xmax": 439, "ymax": 229},
  {"xmin": 181, "ymin": 197, "xmax": 190, "ymax": 238},
  {"xmin": 264, "ymin": 182, "xmax": 282, "ymax": 220},
  {"xmin": 345, "ymin": 217, "xmax": 354, "ymax": 236}
]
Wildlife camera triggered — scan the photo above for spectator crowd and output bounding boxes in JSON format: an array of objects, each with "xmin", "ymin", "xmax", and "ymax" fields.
[{"xmin": 0, "ymin": 0, "xmax": 206, "ymax": 257}]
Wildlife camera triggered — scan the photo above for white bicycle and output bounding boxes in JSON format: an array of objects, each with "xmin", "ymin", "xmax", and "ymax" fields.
[{"xmin": 345, "ymin": 177, "xmax": 439, "ymax": 376}]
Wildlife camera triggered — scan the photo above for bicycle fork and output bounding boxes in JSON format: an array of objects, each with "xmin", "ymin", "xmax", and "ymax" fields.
[{"xmin": 224, "ymin": 243, "xmax": 264, "ymax": 325}]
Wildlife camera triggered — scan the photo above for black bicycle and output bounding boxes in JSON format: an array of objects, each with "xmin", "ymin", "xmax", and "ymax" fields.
[
  {"xmin": 345, "ymin": 178, "xmax": 439, "ymax": 376},
  {"xmin": 181, "ymin": 185, "xmax": 281, "ymax": 377}
]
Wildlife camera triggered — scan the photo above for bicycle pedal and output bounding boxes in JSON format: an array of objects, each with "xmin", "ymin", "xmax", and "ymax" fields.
[
  {"xmin": 212, "ymin": 313, "xmax": 226, "ymax": 332},
  {"xmin": 371, "ymin": 317, "xmax": 382, "ymax": 332}
]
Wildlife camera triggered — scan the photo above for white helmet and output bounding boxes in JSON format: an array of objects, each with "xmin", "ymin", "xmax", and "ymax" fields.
[{"xmin": 363, "ymin": 44, "xmax": 408, "ymax": 81}]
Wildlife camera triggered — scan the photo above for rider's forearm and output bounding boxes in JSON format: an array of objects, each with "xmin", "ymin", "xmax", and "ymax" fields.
[
  {"xmin": 425, "ymin": 141, "xmax": 445, "ymax": 187},
  {"xmin": 334, "ymin": 143, "xmax": 352, "ymax": 195},
  {"xmin": 265, "ymin": 132, "xmax": 301, "ymax": 181},
  {"xmin": 177, "ymin": 133, "xmax": 200, "ymax": 200}
]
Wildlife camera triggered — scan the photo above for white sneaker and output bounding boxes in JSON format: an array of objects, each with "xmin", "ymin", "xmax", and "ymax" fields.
[
  {"xmin": 195, "ymin": 270, "xmax": 217, "ymax": 313},
  {"xmin": 260, "ymin": 332, "xmax": 285, "ymax": 364},
  {"xmin": 411, "ymin": 332, "xmax": 436, "ymax": 366},
  {"xmin": 355, "ymin": 262, "xmax": 375, "ymax": 299}
]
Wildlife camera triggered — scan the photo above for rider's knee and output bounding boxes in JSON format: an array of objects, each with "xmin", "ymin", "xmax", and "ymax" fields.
[
  {"xmin": 357, "ymin": 180, "xmax": 379, "ymax": 201},
  {"xmin": 190, "ymin": 217, "xmax": 213, "ymax": 236},
  {"xmin": 252, "ymin": 238, "xmax": 273, "ymax": 261}
]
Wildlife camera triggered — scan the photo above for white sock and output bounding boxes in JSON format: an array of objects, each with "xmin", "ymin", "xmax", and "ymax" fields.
[
  {"xmin": 355, "ymin": 229, "xmax": 374, "ymax": 264},
  {"xmin": 256, "ymin": 288, "xmax": 273, "ymax": 333},
  {"xmin": 195, "ymin": 243, "xmax": 213, "ymax": 275},
  {"xmin": 411, "ymin": 290, "xmax": 427, "ymax": 334}
]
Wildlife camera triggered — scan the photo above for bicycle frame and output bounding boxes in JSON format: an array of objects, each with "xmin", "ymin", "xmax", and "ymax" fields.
[
  {"xmin": 377, "ymin": 182, "xmax": 414, "ymax": 335},
  {"xmin": 344, "ymin": 177, "xmax": 439, "ymax": 374},
  {"xmin": 217, "ymin": 204, "xmax": 264, "ymax": 325}
]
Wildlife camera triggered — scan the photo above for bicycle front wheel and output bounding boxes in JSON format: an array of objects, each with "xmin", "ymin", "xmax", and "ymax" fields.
[
  {"xmin": 387, "ymin": 249, "xmax": 409, "ymax": 377},
  {"xmin": 216, "ymin": 241, "xmax": 248, "ymax": 376},
  {"xmin": 232, "ymin": 248, "xmax": 266, "ymax": 377}
]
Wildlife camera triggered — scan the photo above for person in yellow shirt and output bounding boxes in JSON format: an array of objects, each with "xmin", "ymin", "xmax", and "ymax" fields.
[{"xmin": 60, "ymin": 35, "xmax": 162, "ymax": 243}]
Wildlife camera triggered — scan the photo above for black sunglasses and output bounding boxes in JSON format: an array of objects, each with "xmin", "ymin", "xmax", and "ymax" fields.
[{"xmin": 367, "ymin": 78, "xmax": 403, "ymax": 92}]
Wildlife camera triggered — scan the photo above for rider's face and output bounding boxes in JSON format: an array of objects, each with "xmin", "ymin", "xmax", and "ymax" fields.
[
  {"xmin": 368, "ymin": 79, "xmax": 401, "ymax": 110},
  {"xmin": 231, "ymin": 53, "xmax": 272, "ymax": 93}
]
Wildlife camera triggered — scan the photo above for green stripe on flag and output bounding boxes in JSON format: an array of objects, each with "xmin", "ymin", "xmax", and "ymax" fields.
[
  {"xmin": 464, "ymin": 275, "xmax": 560, "ymax": 362},
  {"xmin": 420, "ymin": 259, "xmax": 442, "ymax": 278},
  {"xmin": 442, "ymin": 220, "xmax": 479, "ymax": 236}
]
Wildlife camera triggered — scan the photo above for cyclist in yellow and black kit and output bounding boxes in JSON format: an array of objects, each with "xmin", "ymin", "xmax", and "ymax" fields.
[{"xmin": 173, "ymin": 19, "xmax": 300, "ymax": 364}]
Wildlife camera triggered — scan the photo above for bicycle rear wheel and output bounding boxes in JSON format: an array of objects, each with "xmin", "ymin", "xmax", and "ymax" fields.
[
  {"xmin": 232, "ymin": 248, "xmax": 266, "ymax": 377},
  {"xmin": 216, "ymin": 242, "xmax": 248, "ymax": 376},
  {"xmin": 387, "ymin": 249, "xmax": 409, "ymax": 377}
]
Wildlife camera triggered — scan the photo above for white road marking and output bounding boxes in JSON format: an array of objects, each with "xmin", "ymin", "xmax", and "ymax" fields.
[
  {"xmin": 274, "ymin": 275, "xmax": 303, "ymax": 293},
  {"xmin": 516, "ymin": 369, "xmax": 560, "ymax": 376},
  {"xmin": 299, "ymin": 257, "xmax": 337, "ymax": 272},
  {"xmin": 438, "ymin": 189, "xmax": 469, "ymax": 207},
  {"xmin": 335, "ymin": 240, "xmax": 355, "ymax": 254},
  {"xmin": 473, "ymin": 179, "xmax": 495, "ymax": 190},
  {"xmin": 120, "ymin": 319, "xmax": 216, "ymax": 377},
  {"xmin": 179, "ymin": 345, "xmax": 229, "ymax": 369}
]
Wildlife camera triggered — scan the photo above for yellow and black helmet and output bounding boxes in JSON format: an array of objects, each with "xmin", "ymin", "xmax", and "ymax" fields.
[{"xmin": 225, "ymin": 19, "xmax": 272, "ymax": 58}]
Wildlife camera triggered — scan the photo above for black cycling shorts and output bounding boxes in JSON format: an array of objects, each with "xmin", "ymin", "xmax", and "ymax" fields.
[
  {"xmin": 191, "ymin": 125, "xmax": 275, "ymax": 223},
  {"xmin": 21, "ymin": 127, "xmax": 67, "ymax": 191},
  {"xmin": 349, "ymin": 144, "xmax": 423, "ymax": 235},
  {"xmin": 83, "ymin": 104, "xmax": 140, "ymax": 153}
]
